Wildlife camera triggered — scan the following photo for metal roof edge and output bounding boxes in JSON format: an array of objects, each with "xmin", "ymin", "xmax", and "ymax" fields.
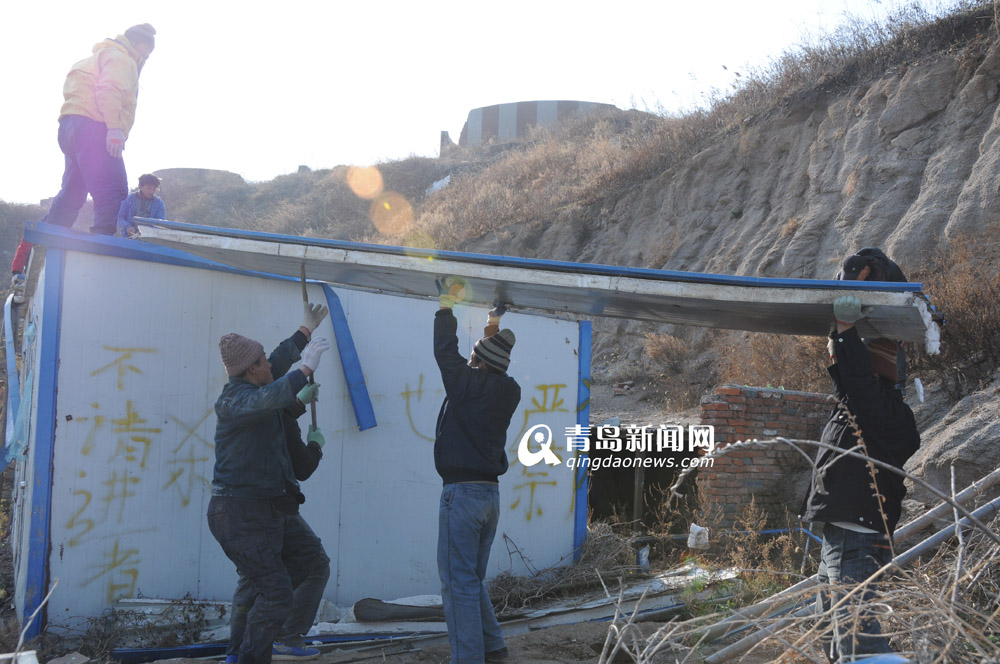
[{"xmin": 135, "ymin": 218, "xmax": 924, "ymax": 293}]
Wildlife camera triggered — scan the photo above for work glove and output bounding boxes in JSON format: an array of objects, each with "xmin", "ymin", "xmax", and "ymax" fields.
[
  {"xmin": 435, "ymin": 277, "xmax": 465, "ymax": 309},
  {"xmin": 300, "ymin": 337, "xmax": 331, "ymax": 373},
  {"xmin": 487, "ymin": 302, "xmax": 507, "ymax": 327},
  {"xmin": 106, "ymin": 128, "xmax": 125, "ymax": 158},
  {"xmin": 308, "ymin": 425, "xmax": 326, "ymax": 449},
  {"xmin": 485, "ymin": 302, "xmax": 506, "ymax": 336},
  {"xmin": 296, "ymin": 382, "xmax": 320, "ymax": 405},
  {"xmin": 833, "ymin": 296, "xmax": 873, "ymax": 324},
  {"xmin": 302, "ymin": 302, "xmax": 329, "ymax": 333}
]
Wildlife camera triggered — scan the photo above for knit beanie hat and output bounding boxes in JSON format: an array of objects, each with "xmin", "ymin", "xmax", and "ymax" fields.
[
  {"xmin": 125, "ymin": 23, "xmax": 156, "ymax": 48},
  {"xmin": 473, "ymin": 329, "xmax": 515, "ymax": 373},
  {"xmin": 219, "ymin": 333, "xmax": 264, "ymax": 377}
]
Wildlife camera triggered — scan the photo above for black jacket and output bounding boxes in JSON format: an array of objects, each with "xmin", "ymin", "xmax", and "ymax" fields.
[
  {"xmin": 800, "ymin": 327, "xmax": 920, "ymax": 534},
  {"xmin": 271, "ymin": 401, "xmax": 323, "ymax": 514},
  {"xmin": 433, "ymin": 309, "xmax": 521, "ymax": 484}
]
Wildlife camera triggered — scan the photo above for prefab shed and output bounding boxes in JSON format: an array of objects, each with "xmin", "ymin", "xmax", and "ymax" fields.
[
  {"xmin": 4, "ymin": 222, "xmax": 590, "ymax": 638},
  {"xmin": 4, "ymin": 220, "xmax": 940, "ymax": 640}
]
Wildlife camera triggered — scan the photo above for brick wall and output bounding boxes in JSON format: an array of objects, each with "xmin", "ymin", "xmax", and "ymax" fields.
[{"xmin": 697, "ymin": 384, "xmax": 831, "ymax": 529}]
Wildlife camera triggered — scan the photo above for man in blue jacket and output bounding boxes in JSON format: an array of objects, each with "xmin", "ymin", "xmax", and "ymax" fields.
[
  {"xmin": 800, "ymin": 295, "xmax": 920, "ymax": 661},
  {"xmin": 433, "ymin": 278, "xmax": 521, "ymax": 664},
  {"xmin": 117, "ymin": 173, "xmax": 166, "ymax": 237},
  {"xmin": 208, "ymin": 302, "xmax": 331, "ymax": 664}
]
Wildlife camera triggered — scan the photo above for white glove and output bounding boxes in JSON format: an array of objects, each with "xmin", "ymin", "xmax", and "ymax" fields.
[
  {"xmin": 303, "ymin": 302, "xmax": 329, "ymax": 332},
  {"xmin": 300, "ymin": 337, "xmax": 330, "ymax": 373},
  {"xmin": 106, "ymin": 128, "xmax": 125, "ymax": 158}
]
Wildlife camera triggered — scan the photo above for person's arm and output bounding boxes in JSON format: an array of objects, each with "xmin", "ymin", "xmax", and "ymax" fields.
[
  {"xmin": 219, "ymin": 371, "xmax": 308, "ymax": 424},
  {"xmin": 268, "ymin": 302, "xmax": 330, "ymax": 379},
  {"xmin": 94, "ymin": 50, "xmax": 134, "ymax": 133},
  {"xmin": 832, "ymin": 326, "xmax": 917, "ymax": 458},
  {"xmin": 268, "ymin": 331, "xmax": 309, "ymax": 380},
  {"xmin": 434, "ymin": 308, "xmax": 474, "ymax": 400},
  {"xmin": 284, "ymin": 411, "xmax": 322, "ymax": 481},
  {"xmin": 116, "ymin": 195, "xmax": 134, "ymax": 236},
  {"xmin": 152, "ymin": 196, "xmax": 166, "ymax": 220}
]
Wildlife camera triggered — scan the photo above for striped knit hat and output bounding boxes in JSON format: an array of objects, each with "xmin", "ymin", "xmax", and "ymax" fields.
[
  {"xmin": 219, "ymin": 333, "xmax": 264, "ymax": 377},
  {"xmin": 473, "ymin": 329, "xmax": 515, "ymax": 373}
]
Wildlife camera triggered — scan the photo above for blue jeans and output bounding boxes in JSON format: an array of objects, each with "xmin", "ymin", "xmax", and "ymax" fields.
[
  {"xmin": 438, "ymin": 483, "xmax": 505, "ymax": 664},
  {"xmin": 208, "ymin": 496, "xmax": 330, "ymax": 664},
  {"xmin": 816, "ymin": 523, "xmax": 894, "ymax": 661},
  {"xmin": 44, "ymin": 115, "xmax": 128, "ymax": 235}
]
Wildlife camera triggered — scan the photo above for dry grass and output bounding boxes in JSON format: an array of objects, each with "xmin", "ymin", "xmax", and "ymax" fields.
[
  {"xmin": 910, "ymin": 229, "xmax": 1000, "ymax": 397},
  {"xmin": 644, "ymin": 333, "xmax": 689, "ymax": 374},
  {"xmin": 488, "ymin": 523, "xmax": 637, "ymax": 617},
  {"xmin": 596, "ymin": 432, "xmax": 1000, "ymax": 663},
  {"xmin": 715, "ymin": 332, "xmax": 830, "ymax": 393},
  {"xmin": 403, "ymin": 1, "xmax": 999, "ymax": 251}
]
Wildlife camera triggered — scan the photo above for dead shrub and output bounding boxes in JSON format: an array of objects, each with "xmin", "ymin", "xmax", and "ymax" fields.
[
  {"xmin": 643, "ymin": 332, "xmax": 689, "ymax": 373},
  {"xmin": 910, "ymin": 229, "xmax": 1000, "ymax": 397},
  {"xmin": 715, "ymin": 331, "xmax": 829, "ymax": 393}
]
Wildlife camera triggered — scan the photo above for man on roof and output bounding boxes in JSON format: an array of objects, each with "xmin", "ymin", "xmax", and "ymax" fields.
[{"xmin": 9, "ymin": 23, "xmax": 157, "ymax": 302}]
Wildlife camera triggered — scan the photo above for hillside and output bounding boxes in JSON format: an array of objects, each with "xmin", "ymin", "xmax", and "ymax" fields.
[{"xmin": 3, "ymin": 2, "xmax": 999, "ymax": 487}]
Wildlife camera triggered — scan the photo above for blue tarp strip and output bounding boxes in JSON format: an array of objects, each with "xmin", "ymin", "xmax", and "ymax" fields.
[
  {"xmin": 574, "ymin": 321, "xmax": 592, "ymax": 561},
  {"xmin": 23, "ymin": 222, "xmax": 376, "ymax": 432},
  {"xmin": 110, "ymin": 633, "xmax": 430, "ymax": 663},
  {"xmin": 320, "ymin": 284, "xmax": 376, "ymax": 430},
  {"xmin": 3, "ymin": 295, "xmax": 19, "ymax": 458},
  {"xmin": 23, "ymin": 248, "xmax": 64, "ymax": 641},
  {"xmin": 137, "ymin": 218, "xmax": 924, "ymax": 292}
]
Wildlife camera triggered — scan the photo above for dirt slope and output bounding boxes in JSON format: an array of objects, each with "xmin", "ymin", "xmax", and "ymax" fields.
[{"xmin": 459, "ymin": 40, "xmax": 1000, "ymax": 282}]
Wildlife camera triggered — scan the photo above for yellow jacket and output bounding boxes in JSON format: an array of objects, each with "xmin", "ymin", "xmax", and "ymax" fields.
[{"xmin": 59, "ymin": 35, "xmax": 148, "ymax": 138}]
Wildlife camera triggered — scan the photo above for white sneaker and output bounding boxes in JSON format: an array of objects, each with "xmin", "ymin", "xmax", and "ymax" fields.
[{"xmin": 10, "ymin": 273, "xmax": 25, "ymax": 304}]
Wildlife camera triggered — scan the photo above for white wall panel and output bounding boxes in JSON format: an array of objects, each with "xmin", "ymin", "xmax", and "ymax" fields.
[{"xmin": 26, "ymin": 248, "xmax": 582, "ymax": 627}]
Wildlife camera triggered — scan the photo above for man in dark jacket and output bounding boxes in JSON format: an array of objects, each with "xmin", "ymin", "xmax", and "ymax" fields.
[
  {"xmin": 208, "ymin": 302, "xmax": 331, "ymax": 664},
  {"xmin": 433, "ymin": 278, "xmax": 521, "ymax": 664},
  {"xmin": 837, "ymin": 247, "xmax": 909, "ymax": 394},
  {"xmin": 800, "ymin": 295, "xmax": 921, "ymax": 661},
  {"xmin": 224, "ymin": 397, "xmax": 330, "ymax": 663}
]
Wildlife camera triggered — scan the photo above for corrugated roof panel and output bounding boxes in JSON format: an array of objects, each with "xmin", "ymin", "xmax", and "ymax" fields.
[{"xmin": 131, "ymin": 220, "xmax": 940, "ymax": 350}]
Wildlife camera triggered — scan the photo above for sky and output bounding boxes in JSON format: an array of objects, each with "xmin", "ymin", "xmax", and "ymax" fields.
[{"xmin": 0, "ymin": 0, "xmax": 950, "ymax": 205}]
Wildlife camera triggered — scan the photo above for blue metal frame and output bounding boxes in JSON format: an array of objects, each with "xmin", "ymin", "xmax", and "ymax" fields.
[
  {"xmin": 3, "ymin": 295, "xmax": 20, "ymax": 456},
  {"xmin": 132, "ymin": 218, "xmax": 924, "ymax": 292},
  {"xmin": 23, "ymin": 248, "xmax": 64, "ymax": 640},
  {"xmin": 23, "ymin": 223, "xmax": 376, "ymax": 431},
  {"xmin": 15, "ymin": 227, "xmax": 378, "ymax": 637},
  {"xmin": 573, "ymin": 321, "xmax": 592, "ymax": 560}
]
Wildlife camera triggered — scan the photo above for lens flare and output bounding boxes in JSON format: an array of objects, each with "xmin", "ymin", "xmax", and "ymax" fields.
[
  {"xmin": 347, "ymin": 166, "xmax": 384, "ymax": 200},
  {"xmin": 369, "ymin": 191, "xmax": 413, "ymax": 236},
  {"xmin": 401, "ymin": 230, "xmax": 436, "ymax": 252}
]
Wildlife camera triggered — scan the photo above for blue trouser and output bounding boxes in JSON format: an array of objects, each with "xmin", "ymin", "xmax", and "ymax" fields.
[
  {"xmin": 438, "ymin": 482, "xmax": 505, "ymax": 664},
  {"xmin": 816, "ymin": 523, "xmax": 894, "ymax": 662},
  {"xmin": 226, "ymin": 513, "xmax": 330, "ymax": 655},
  {"xmin": 44, "ymin": 114, "xmax": 128, "ymax": 235},
  {"xmin": 208, "ymin": 496, "xmax": 330, "ymax": 664}
]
